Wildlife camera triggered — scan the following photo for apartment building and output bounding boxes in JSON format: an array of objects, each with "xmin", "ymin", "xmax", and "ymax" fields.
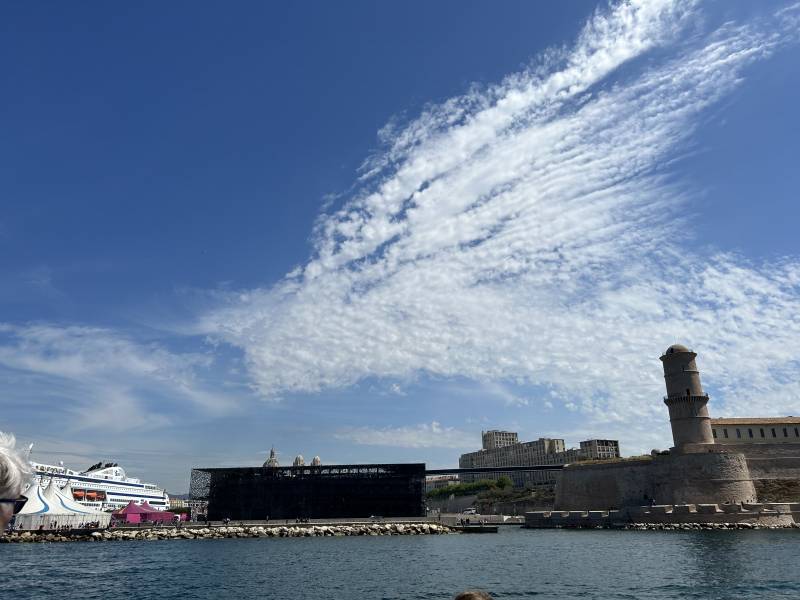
[
  {"xmin": 481, "ymin": 430, "xmax": 519, "ymax": 450},
  {"xmin": 579, "ymin": 439, "xmax": 621, "ymax": 460},
  {"xmin": 458, "ymin": 433, "xmax": 618, "ymax": 487}
]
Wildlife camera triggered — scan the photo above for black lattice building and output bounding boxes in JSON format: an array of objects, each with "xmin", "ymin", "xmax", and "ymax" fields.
[{"xmin": 190, "ymin": 463, "xmax": 425, "ymax": 520}]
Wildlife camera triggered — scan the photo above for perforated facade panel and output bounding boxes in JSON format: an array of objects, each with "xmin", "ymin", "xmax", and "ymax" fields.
[{"xmin": 190, "ymin": 463, "xmax": 425, "ymax": 520}]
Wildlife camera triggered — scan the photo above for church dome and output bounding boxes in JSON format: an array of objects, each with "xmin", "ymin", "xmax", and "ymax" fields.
[
  {"xmin": 263, "ymin": 447, "xmax": 279, "ymax": 468},
  {"xmin": 311, "ymin": 456, "xmax": 322, "ymax": 466},
  {"xmin": 293, "ymin": 455, "xmax": 305, "ymax": 467}
]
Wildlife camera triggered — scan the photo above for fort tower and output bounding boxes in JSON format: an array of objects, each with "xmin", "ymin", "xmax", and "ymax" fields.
[
  {"xmin": 553, "ymin": 344, "xmax": 756, "ymax": 511},
  {"xmin": 660, "ymin": 344, "xmax": 714, "ymax": 450}
]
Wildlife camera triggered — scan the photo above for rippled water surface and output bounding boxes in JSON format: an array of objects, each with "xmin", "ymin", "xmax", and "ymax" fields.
[{"xmin": 3, "ymin": 527, "xmax": 800, "ymax": 599}]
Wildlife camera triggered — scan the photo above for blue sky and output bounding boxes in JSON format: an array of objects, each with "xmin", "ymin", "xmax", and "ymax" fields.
[{"xmin": 2, "ymin": 0, "xmax": 800, "ymax": 492}]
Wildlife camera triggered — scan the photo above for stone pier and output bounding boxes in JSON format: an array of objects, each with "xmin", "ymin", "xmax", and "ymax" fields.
[{"xmin": 524, "ymin": 502, "xmax": 800, "ymax": 529}]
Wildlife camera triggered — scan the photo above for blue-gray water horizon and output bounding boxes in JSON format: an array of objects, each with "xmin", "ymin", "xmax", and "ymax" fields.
[{"xmin": 3, "ymin": 527, "xmax": 799, "ymax": 599}]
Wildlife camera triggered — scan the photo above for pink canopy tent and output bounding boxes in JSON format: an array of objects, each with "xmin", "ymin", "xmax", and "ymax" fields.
[
  {"xmin": 113, "ymin": 501, "xmax": 181, "ymax": 524},
  {"xmin": 112, "ymin": 501, "xmax": 150, "ymax": 524},
  {"xmin": 139, "ymin": 501, "xmax": 176, "ymax": 523}
]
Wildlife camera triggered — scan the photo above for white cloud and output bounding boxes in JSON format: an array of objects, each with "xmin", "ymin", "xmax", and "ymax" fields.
[
  {"xmin": 0, "ymin": 323, "xmax": 238, "ymax": 431},
  {"xmin": 199, "ymin": 1, "xmax": 800, "ymax": 434},
  {"xmin": 335, "ymin": 422, "xmax": 473, "ymax": 449}
]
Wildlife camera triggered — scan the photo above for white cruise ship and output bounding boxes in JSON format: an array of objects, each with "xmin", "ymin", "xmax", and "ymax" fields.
[{"xmin": 30, "ymin": 460, "xmax": 170, "ymax": 512}]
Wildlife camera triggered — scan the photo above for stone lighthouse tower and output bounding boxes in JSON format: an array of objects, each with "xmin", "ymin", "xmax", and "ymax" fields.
[{"xmin": 660, "ymin": 344, "xmax": 714, "ymax": 451}]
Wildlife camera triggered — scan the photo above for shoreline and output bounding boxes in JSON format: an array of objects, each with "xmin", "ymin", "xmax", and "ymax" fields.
[
  {"xmin": 2, "ymin": 522, "xmax": 454, "ymax": 543},
  {"xmin": 6, "ymin": 519, "xmax": 800, "ymax": 543}
]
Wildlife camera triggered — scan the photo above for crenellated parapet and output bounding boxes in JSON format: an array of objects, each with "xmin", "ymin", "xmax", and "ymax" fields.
[{"xmin": 525, "ymin": 502, "xmax": 799, "ymax": 528}]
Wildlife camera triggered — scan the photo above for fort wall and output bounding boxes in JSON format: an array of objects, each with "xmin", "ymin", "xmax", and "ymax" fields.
[
  {"xmin": 554, "ymin": 452, "xmax": 756, "ymax": 511},
  {"xmin": 653, "ymin": 452, "xmax": 756, "ymax": 505},
  {"xmin": 717, "ymin": 443, "xmax": 800, "ymax": 480},
  {"xmin": 722, "ymin": 443, "xmax": 800, "ymax": 502},
  {"xmin": 554, "ymin": 459, "xmax": 653, "ymax": 511}
]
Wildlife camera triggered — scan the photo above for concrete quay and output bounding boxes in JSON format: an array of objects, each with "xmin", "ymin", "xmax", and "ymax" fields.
[
  {"xmin": 524, "ymin": 502, "xmax": 800, "ymax": 529},
  {"xmin": 437, "ymin": 513, "xmax": 524, "ymax": 527},
  {"xmin": 2, "ymin": 522, "xmax": 455, "ymax": 543}
]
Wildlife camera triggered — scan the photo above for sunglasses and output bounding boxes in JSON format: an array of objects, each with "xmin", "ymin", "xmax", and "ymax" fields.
[{"xmin": 0, "ymin": 496, "xmax": 28, "ymax": 515}]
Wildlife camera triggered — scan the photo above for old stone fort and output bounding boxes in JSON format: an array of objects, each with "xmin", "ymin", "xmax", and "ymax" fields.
[{"xmin": 535, "ymin": 344, "xmax": 800, "ymax": 525}]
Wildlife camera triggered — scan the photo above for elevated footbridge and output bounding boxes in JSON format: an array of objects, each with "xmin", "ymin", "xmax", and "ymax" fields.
[{"xmin": 425, "ymin": 465, "xmax": 565, "ymax": 475}]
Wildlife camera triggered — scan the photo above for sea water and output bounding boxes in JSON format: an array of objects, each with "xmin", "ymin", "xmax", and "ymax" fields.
[{"xmin": 2, "ymin": 527, "xmax": 799, "ymax": 599}]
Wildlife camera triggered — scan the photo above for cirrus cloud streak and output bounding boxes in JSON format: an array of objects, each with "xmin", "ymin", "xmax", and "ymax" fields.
[{"xmin": 200, "ymin": 0, "xmax": 800, "ymax": 426}]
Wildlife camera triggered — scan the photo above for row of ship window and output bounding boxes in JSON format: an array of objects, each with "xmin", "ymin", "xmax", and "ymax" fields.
[{"xmin": 712, "ymin": 427, "xmax": 800, "ymax": 439}]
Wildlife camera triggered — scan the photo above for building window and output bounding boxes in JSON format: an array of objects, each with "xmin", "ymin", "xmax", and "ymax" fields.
[
  {"xmin": 795, "ymin": 427, "xmax": 799, "ymax": 437},
  {"xmin": 736, "ymin": 429, "xmax": 741, "ymax": 439},
  {"xmin": 723, "ymin": 429, "xmax": 729, "ymax": 438},
  {"xmin": 772, "ymin": 428, "xmax": 777, "ymax": 438},
  {"xmin": 760, "ymin": 428, "xmax": 765, "ymax": 438},
  {"xmin": 712, "ymin": 429, "xmax": 717, "ymax": 439},
  {"xmin": 784, "ymin": 428, "xmax": 788, "ymax": 437},
  {"xmin": 748, "ymin": 429, "xmax": 753, "ymax": 438}
]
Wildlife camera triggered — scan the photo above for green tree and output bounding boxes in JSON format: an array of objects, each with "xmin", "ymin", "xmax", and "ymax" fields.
[{"xmin": 496, "ymin": 475, "xmax": 513, "ymax": 489}]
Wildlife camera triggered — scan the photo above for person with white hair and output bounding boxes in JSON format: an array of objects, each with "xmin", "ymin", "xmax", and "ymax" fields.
[{"xmin": 0, "ymin": 432, "xmax": 31, "ymax": 532}]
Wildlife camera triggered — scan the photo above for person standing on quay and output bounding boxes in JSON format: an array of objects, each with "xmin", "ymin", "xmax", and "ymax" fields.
[{"xmin": 0, "ymin": 432, "xmax": 31, "ymax": 533}]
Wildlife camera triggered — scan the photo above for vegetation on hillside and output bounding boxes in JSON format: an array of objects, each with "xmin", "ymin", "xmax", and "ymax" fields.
[
  {"xmin": 476, "ymin": 484, "xmax": 554, "ymax": 505},
  {"xmin": 425, "ymin": 476, "xmax": 513, "ymax": 499},
  {"xmin": 426, "ymin": 476, "xmax": 555, "ymax": 511}
]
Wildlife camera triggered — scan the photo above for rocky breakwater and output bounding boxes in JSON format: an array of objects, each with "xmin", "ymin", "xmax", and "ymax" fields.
[
  {"xmin": 3, "ymin": 522, "xmax": 454, "ymax": 543},
  {"xmin": 624, "ymin": 522, "xmax": 800, "ymax": 531}
]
